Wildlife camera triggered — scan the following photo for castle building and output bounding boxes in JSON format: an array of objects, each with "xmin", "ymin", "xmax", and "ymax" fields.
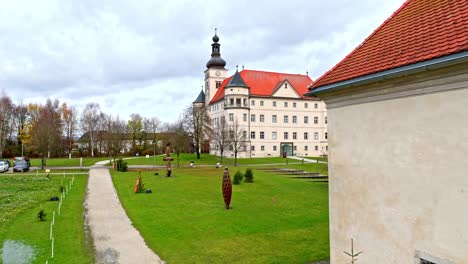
[{"xmin": 194, "ymin": 32, "xmax": 328, "ymax": 158}]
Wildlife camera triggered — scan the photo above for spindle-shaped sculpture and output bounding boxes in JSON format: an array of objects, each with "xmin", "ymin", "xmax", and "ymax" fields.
[{"xmin": 222, "ymin": 168, "xmax": 232, "ymax": 209}]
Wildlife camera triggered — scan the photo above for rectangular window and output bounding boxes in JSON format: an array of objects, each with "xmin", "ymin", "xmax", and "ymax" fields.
[
  {"xmin": 326, "ymin": 146, "xmax": 328, "ymax": 151},
  {"xmin": 260, "ymin": 101, "xmax": 264, "ymax": 106},
  {"xmin": 251, "ymin": 114, "xmax": 256, "ymax": 122},
  {"xmin": 304, "ymin": 145, "xmax": 308, "ymax": 151},
  {"xmin": 272, "ymin": 115, "xmax": 277, "ymax": 123},
  {"xmin": 261, "ymin": 145, "xmax": 265, "ymax": 151},
  {"xmin": 216, "ymin": 81, "xmax": 222, "ymax": 88},
  {"xmin": 260, "ymin": 131, "xmax": 265, "ymax": 139},
  {"xmin": 243, "ymin": 113, "xmax": 247, "ymax": 122},
  {"xmin": 292, "ymin": 116, "xmax": 297, "ymax": 123},
  {"xmin": 304, "ymin": 132, "xmax": 308, "ymax": 140},
  {"xmin": 242, "ymin": 131, "xmax": 247, "ymax": 139},
  {"xmin": 325, "ymin": 116, "xmax": 328, "ymax": 124},
  {"xmin": 229, "ymin": 113, "xmax": 234, "ymax": 121},
  {"xmin": 272, "ymin": 132, "xmax": 277, "ymax": 140},
  {"xmin": 284, "ymin": 115, "xmax": 289, "ymax": 123},
  {"xmin": 229, "ymin": 130, "xmax": 234, "ymax": 139},
  {"xmin": 304, "ymin": 116, "xmax": 309, "ymax": 124},
  {"xmin": 314, "ymin": 132, "xmax": 319, "ymax": 140},
  {"xmin": 293, "ymin": 146, "xmax": 297, "ymax": 151},
  {"xmin": 314, "ymin": 103, "xmax": 318, "ymax": 109},
  {"xmin": 284, "ymin": 132, "xmax": 289, "ymax": 140},
  {"xmin": 314, "ymin": 116, "xmax": 318, "ymax": 124},
  {"xmin": 260, "ymin": 114, "xmax": 264, "ymax": 122},
  {"xmin": 273, "ymin": 145, "xmax": 277, "ymax": 151},
  {"xmin": 251, "ymin": 131, "xmax": 256, "ymax": 139},
  {"xmin": 273, "ymin": 101, "xmax": 277, "ymax": 107},
  {"xmin": 293, "ymin": 132, "xmax": 297, "ymax": 140},
  {"xmin": 251, "ymin": 100, "xmax": 255, "ymax": 106},
  {"xmin": 251, "ymin": 145, "xmax": 255, "ymax": 151},
  {"xmin": 284, "ymin": 102, "xmax": 288, "ymax": 107},
  {"xmin": 315, "ymin": 145, "xmax": 318, "ymax": 151},
  {"xmin": 293, "ymin": 102, "xmax": 296, "ymax": 108},
  {"xmin": 305, "ymin": 103, "xmax": 308, "ymax": 108},
  {"xmin": 325, "ymin": 132, "xmax": 328, "ymax": 139}
]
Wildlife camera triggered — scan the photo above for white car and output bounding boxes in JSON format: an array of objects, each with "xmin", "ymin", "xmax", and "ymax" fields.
[{"xmin": 0, "ymin": 160, "xmax": 9, "ymax": 173}]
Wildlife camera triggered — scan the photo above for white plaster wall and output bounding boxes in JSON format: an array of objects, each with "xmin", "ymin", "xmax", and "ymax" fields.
[
  {"xmin": 328, "ymin": 87, "xmax": 468, "ymax": 263},
  {"xmin": 209, "ymin": 97, "xmax": 328, "ymax": 158}
]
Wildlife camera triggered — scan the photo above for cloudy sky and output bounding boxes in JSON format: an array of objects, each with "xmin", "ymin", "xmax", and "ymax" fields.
[{"xmin": 0, "ymin": 0, "xmax": 406, "ymax": 123}]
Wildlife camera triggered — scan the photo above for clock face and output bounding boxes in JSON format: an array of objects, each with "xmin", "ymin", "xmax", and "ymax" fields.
[{"xmin": 215, "ymin": 71, "xmax": 221, "ymax": 77}]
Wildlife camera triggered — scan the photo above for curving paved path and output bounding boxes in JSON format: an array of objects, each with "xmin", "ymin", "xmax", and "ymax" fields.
[{"xmin": 85, "ymin": 162, "xmax": 164, "ymax": 263}]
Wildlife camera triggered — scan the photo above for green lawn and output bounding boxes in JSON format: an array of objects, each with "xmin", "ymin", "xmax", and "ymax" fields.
[
  {"xmin": 125, "ymin": 153, "xmax": 304, "ymax": 167},
  {"xmin": 0, "ymin": 173, "xmax": 94, "ymax": 263},
  {"xmin": 111, "ymin": 165, "xmax": 329, "ymax": 263},
  {"xmin": 27, "ymin": 157, "xmax": 110, "ymax": 167}
]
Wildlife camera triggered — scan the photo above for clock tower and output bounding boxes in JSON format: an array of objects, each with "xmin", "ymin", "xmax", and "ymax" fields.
[{"xmin": 204, "ymin": 29, "xmax": 228, "ymax": 105}]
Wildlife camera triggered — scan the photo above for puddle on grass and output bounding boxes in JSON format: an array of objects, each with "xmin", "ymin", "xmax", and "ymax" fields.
[{"xmin": 1, "ymin": 240, "xmax": 36, "ymax": 264}]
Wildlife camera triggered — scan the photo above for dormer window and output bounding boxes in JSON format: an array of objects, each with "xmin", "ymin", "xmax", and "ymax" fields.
[{"xmin": 285, "ymin": 83, "xmax": 288, "ymax": 89}]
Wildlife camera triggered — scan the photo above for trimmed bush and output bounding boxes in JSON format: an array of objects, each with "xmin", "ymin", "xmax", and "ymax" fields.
[
  {"xmin": 233, "ymin": 171, "xmax": 244, "ymax": 185},
  {"xmin": 244, "ymin": 168, "xmax": 254, "ymax": 183},
  {"xmin": 116, "ymin": 158, "xmax": 128, "ymax": 172}
]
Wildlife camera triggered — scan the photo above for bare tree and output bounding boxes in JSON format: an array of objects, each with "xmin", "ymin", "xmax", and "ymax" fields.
[
  {"xmin": 211, "ymin": 116, "xmax": 229, "ymax": 163},
  {"xmin": 30, "ymin": 99, "xmax": 62, "ymax": 168},
  {"xmin": 60, "ymin": 102, "xmax": 78, "ymax": 158},
  {"xmin": 13, "ymin": 103, "xmax": 28, "ymax": 156},
  {"xmin": 81, "ymin": 103, "xmax": 101, "ymax": 157},
  {"xmin": 0, "ymin": 95, "xmax": 14, "ymax": 158},
  {"xmin": 167, "ymin": 120, "xmax": 191, "ymax": 167},
  {"xmin": 228, "ymin": 119, "xmax": 247, "ymax": 167},
  {"xmin": 183, "ymin": 104, "xmax": 211, "ymax": 159},
  {"xmin": 127, "ymin": 113, "xmax": 143, "ymax": 154}
]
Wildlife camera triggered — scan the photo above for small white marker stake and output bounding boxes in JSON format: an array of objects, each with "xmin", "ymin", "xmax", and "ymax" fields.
[
  {"xmin": 52, "ymin": 211, "xmax": 55, "ymax": 225},
  {"xmin": 58, "ymin": 202, "xmax": 61, "ymax": 216},
  {"xmin": 50, "ymin": 222, "xmax": 53, "ymax": 240},
  {"xmin": 51, "ymin": 237, "xmax": 54, "ymax": 258}
]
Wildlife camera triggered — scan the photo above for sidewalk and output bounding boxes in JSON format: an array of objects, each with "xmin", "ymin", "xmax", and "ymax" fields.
[
  {"xmin": 85, "ymin": 163, "xmax": 164, "ymax": 263},
  {"xmin": 289, "ymin": 156, "xmax": 328, "ymax": 164}
]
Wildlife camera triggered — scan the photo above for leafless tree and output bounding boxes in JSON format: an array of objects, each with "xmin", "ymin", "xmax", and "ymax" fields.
[
  {"xmin": 60, "ymin": 103, "xmax": 78, "ymax": 158},
  {"xmin": 81, "ymin": 103, "xmax": 101, "ymax": 157},
  {"xmin": 0, "ymin": 95, "xmax": 14, "ymax": 158},
  {"xmin": 13, "ymin": 103, "xmax": 28, "ymax": 156},
  {"xmin": 211, "ymin": 116, "xmax": 229, "ymax": 163},
  {"xmin": 183, "ymin": 104, "xmax": 211, "ymax": 159},
  {"xmin": 228, "ymin": 119, "xmax": 247, "ymax": 167},
  {"xmin": 31, "ymin": 99, "xmax": 62, "ymax": 168},
  {"xmin": 127, "ymin": 113, "xmax": 143, "ymax": 154},
  {"xmin": 167, "ymin": 119, "xmax": 191, "ymax": 167}
]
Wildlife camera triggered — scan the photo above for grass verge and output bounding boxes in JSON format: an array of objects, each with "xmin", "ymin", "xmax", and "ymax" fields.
[{"xmin": 0, "ymin": 173, "xmax": 94, "ymax": 263}]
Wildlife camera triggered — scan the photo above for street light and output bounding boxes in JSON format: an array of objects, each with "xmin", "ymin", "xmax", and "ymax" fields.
[{"xmin": 153, "ymin": 140, "xmax": 156, "ymax": 172}]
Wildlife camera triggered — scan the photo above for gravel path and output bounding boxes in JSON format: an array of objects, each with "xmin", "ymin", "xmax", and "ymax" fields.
[{"xmin": 85, "ymin": 163, "xmax": 164, "ymax": 263}]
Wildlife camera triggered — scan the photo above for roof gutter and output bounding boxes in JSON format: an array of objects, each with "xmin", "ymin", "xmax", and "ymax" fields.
[{"xmin": 306, "ymin": 51, "xmax": 468, "ymax": 96}]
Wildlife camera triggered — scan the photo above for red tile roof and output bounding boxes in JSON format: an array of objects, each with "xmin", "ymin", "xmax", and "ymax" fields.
[
  {"xmin": 311, "ymin": 0, "xmax": 468, "ymax": 89},
  {"xmin": 210, "ymin": 70, "xmax": 313, "ymax": 104}
]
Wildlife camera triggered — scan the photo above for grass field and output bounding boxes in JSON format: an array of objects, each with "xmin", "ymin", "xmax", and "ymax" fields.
[
  {"xmin": 0, "ymin": 173, "xmax": 94, "ymax": 263},
  {"xmin": 124, "ymin": 153, "xmax": 324, "ymax": 167},
  {"xmin": 27, "ymin": 157, "xmax": 110, "ymax": 167},
  {"xmin": 111, "ymin": 164, "xmax": 329, "ymax": 263}
]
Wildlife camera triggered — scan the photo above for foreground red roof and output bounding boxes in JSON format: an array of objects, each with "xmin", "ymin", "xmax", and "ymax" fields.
[
  {"xmin": 311, "ymin": 0, "xmax": 468, "ymax": 89},
  {"xmin": 210, "ymin": 70, "xmax": 313, "ymax": 104}
]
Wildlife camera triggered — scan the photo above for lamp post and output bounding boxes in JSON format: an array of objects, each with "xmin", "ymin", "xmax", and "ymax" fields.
[{"xmin": 153, "ymin": 141, "xmax": 156, "ymax": 172}]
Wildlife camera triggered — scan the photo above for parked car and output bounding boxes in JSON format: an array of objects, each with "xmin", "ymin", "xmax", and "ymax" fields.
[
  {"xmin": 13, "ymin": 160, "xmax": 30, "ymax": 172},
  {"xmin": 0, "ymin": 160, "xmax": 9, "ymax": 172}
]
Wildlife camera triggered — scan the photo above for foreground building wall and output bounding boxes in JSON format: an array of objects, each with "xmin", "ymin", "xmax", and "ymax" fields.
[{"xmin": 324, "ymin": 64, "xmax": 468, "ymax": 263}]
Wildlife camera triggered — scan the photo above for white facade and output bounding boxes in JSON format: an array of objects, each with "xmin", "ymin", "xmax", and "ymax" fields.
[{"xmin": 207, "ymin": 75, "xmax": 328, "ymax": 158}]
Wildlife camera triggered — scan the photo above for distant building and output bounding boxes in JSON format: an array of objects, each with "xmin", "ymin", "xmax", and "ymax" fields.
[
  {"xmin": 194, "ymin": 32, "xmax": 328, "ymax": 158},
  {"xmin": 306, "ymin": 0, "xmax": 468, "ymax": 263}
]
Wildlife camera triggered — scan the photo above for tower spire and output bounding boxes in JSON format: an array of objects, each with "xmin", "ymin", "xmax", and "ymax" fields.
[{"xmin": 206, "ymin": 28, "xmax": 226, "ymax": 68}]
